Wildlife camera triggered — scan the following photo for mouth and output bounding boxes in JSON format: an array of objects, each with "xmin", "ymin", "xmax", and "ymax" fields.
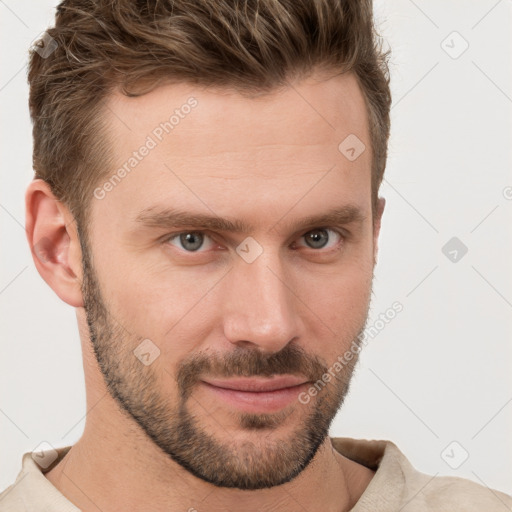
[{"xmin": 199, "ymin": 375, "xmax": 310, "ymax": 414}]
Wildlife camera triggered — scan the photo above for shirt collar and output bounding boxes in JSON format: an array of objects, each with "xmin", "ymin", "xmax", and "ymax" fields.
[{"xmin": 4, "ymin": 438, "xmax": 406, "ymax": 511}]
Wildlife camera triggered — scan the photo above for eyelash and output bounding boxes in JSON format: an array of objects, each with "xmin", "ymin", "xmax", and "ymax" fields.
[{"xmin": 164, "ymin": 228, "xmax": 346, "ymax": 254}]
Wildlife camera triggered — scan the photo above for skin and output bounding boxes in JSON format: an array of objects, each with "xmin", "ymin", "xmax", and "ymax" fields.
[{"xmin": 25, "ymin": 70, "xmax": 385, "ymax": 512}]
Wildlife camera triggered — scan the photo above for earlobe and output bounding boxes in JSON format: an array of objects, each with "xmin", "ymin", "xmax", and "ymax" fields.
[{"xmin": 25, "ymin": 179, "xmax": 84, "ymax": 307}]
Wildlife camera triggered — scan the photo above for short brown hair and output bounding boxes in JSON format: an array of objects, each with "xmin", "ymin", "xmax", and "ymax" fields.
[{"xmin": 28, "ymin": 0, "xmax": 391, "ymax": 232}]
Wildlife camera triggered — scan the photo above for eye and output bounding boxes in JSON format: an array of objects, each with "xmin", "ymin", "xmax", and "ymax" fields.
[
  {"xmin": 166, "ymin": 231, "xmax": 215, "ymax": 252},
  {"xmin": 296, "ymin": 228, "xmax": 343, "ymax": 250}
]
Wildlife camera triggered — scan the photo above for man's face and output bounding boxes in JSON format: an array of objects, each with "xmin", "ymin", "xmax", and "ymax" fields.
[{"xmin": 80, "ymin": 71, "xmax": 381, "ymax": 489}]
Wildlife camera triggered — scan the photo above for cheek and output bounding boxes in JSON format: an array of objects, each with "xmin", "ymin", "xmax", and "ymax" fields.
[
  {"xmin": 294, "ymin": 257, "xmax": 373, "ymax": 350},
  {"xmin": 93, "ymin": 248, "xmax": 223, "ymax": 358}
]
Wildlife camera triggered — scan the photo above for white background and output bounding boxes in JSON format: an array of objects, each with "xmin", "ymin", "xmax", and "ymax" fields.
[{"xmin": 1, "ymin": 0, "xmax": 511, "ymax": 497}]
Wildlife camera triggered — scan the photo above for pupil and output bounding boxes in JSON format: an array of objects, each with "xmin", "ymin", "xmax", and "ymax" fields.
[
  {"xmin": 307, "ymin": 229, "xmax": 328, "ymax": 249},
  {"xmin": 181, "ymin": 232, "xmax": 203, "ymax": 251}
]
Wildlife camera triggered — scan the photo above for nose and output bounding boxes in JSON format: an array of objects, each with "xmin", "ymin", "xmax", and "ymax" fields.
[{"xmin": 222, "ymin": 249, "xmax": 300, "ymax": 353}]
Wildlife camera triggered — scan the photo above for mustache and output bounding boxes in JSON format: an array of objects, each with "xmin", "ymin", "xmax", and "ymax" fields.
[{"xmin": 176, "ymin": 344, "xmax": 328, "ymax": 399}]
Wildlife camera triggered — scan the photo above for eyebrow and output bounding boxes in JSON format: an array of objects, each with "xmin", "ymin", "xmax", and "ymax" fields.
[{"xmin": 134, "ymin": 204, "xmax": 367, "ymax": 234}]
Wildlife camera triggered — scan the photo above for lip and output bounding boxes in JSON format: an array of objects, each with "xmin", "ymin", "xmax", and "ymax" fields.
[
  {"xmin": 202, "ymin": 375, "xmax": 308, "ymax": 392},
  {"xmin": 199, "ymin": 376, "xmax": 310, "ymax": 414}
]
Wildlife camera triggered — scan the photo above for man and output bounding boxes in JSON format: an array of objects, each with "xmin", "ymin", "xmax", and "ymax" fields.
[{"xmin": 1, "ymin": 0, "xmax": 510, "ymax": 510}]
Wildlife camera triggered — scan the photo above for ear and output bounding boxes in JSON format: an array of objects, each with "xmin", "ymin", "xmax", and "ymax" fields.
[
  {"xmin": 25, "ymin": 179, "xmax": 84, "ymax": 307},
  {"xmin": 372, "ymin": 196, "xmax": 386, "ymax": 266}
]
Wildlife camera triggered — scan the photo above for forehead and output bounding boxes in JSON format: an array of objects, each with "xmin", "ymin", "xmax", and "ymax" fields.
[
  {"xmin": 106, "ymin": 71, "xmax": 368, "ymax": 152},
  {"xmin": 94, "ymin": 72, "xmax": 371, "ymax": 229}
]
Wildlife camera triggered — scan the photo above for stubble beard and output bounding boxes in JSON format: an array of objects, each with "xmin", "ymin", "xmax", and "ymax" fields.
[{"xmin": 79, "ymin": 231, "xmax": 368, "ymax": 489}]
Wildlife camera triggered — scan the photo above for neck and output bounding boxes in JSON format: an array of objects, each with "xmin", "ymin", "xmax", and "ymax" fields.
[
  {"xmin": 45, "ymin": 392, "xmax": 374, "ymax": 512},
  {"xmin": 46, "ymin": 319, "xmax": 375, "ymax": 511}
]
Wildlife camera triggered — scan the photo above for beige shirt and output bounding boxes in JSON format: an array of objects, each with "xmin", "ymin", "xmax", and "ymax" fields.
[{"xmin": 1, "ymin": 437, "xmax": 510, "ymax": 511}]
